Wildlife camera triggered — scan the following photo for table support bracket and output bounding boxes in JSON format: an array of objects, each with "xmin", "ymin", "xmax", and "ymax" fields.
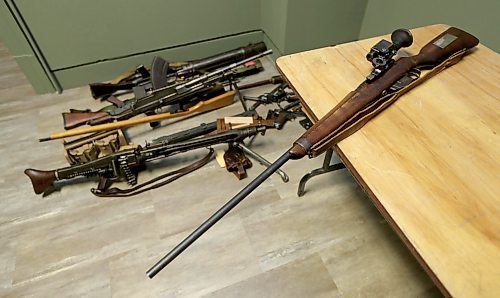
[{"xmin": 297, "ymin": 148, "xmax": 346, "ymax": 197}]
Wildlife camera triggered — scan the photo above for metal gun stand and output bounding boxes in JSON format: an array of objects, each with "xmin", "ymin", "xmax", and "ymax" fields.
[{"xmin": 297, "ymin": 148, "xmax": 345, "ymax": 197}]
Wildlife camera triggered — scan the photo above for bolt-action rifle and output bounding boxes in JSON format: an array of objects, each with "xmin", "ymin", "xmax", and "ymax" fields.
[
  {"xmin": 41, "ymin": 90, "xmax": 237, "ymax": 142},
  {"xmin": 25, "ymin": 127, "xmax": 267, "ymax": 196},
  {"xmin": 61, "ymin": 50, "xmax": 272, "ymax": 130},
  {"xmin": 146, "ymin": 27, "xmax": 479, "ymax": 278}
]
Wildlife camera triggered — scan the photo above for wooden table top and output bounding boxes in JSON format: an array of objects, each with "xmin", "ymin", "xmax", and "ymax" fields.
[{"xmin": 276, "ymin": 24, "xmax": 500, "ymax": 297}]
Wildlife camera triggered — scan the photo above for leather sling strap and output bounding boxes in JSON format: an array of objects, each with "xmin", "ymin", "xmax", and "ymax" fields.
[
  {"xmin": 91, "ymin": 148, "xmax": 215, "ymax": 197},
  {"xmin": 309, "ymin": 48, "xmax": 468, "ymax": 157}
]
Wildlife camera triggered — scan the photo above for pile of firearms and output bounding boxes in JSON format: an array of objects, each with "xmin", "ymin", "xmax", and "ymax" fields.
[
  {"xmin": 24, "ymin": 28, "xmax": 479, "ymax": 278},
  {"xmin": 26, "ymin": 42, "xmax": 310, "ymax": 196}
]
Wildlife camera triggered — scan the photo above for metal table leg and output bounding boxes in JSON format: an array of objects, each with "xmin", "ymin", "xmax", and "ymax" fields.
[
  {"xmin": 297, "ymin": 148, "xmax": 345, "ymax": 197},
  {"xmin": 237, "ymin": 143, "xmax": 289, "ymax": 183}
]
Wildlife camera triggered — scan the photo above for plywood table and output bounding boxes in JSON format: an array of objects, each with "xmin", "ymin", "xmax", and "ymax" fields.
[{"xmin": 276, "ymin": 24, "xmax": 499, "ymax": 297}]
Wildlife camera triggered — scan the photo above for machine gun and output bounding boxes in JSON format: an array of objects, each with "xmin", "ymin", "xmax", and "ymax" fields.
[
  {"xmin": 242, "ymin": 79, "xmax": 299, "ymax": 112},
  {"xmin": 25, "ymin": 127, "xmax": 267, "ymax": 196},
  {"xmin": 146, "ymin": 27, "xmax": 479, "ymax": 278},
  {"xmin": 61, "ymin": 49, "xmax": 272, "ymax": 131},
  {"xmin": 239, "ymin": 78, "xmax": 309, "ymax": 130},
  {"xmin": 89, "ymin": 42, "xmax": 268, "ymax": 99},
  {"xmin": 61, "ymin": 110, "xmax": 275, "ymax": 166}
]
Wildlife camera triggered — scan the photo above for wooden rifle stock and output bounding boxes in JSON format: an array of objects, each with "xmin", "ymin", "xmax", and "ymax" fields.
[
  {"xmin": 289, "ymin": 27, "xmax": 479, "ymax": 159},
  {"xmin": 146, "ymin": 27, "xmax": 479, "ymax": 278},
  {"xmin": 24, "ymin": 169, "xmax": 57, "ymax": 194},
  {"xmin": 62, "ymin": 111, "xmax": 112, "ymax": 130}
]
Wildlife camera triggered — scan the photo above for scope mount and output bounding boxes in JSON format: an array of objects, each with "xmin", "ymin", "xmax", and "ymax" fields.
[{"xmin": 365, "ymin": 28, "xmax": 413, "ymax": 82}]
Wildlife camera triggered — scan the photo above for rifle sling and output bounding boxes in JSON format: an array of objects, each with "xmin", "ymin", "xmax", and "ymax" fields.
[
  {"xmin": 309, "ymin": 48, "xmax": 467, "ymax": 157},
  {"xmin": 91, "ymin": 148, "xmax": 214, "ymax": 197}
]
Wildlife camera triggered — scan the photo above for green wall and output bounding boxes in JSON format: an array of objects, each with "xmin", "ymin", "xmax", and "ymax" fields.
[
  {"xmin": 15, "ymin": 0, "xmax": 261, "ymax": 70},
  {"xmin": 1, "ymin": 0, "xmax": 499, "ymax": 94},
  {"xmin": 284, "ymin": 0, "xmax": 367, "ymax": 54},
  {"xmin": 54, "ymin": 32, "xmax": 263, "ymax": 89},
  {"xmin": 0, "ymin": 1, "xmax": 56, "ymax": 93},
  {"xmin": 260, "ymin": 0, "xmax": 288, "ymax": 55},
  {"xmin": 1, "ymin": 0, "xmax": 263, "ymax": 92},
  {"xmin": 260, "ymin": 0, "xmax": 367, "ymax": 55},
  {"xmin": 360, "ymin": 0, "xmax": 500, "ymax": 52}
]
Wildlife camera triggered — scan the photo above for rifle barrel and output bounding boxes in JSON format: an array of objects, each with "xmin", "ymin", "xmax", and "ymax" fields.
[
  {"xmin": 145, "ymin": 26, "xmax": 479, "ymax": 279},
  {"xmin": 176, "ymin": 42, "xmax": 267, "ymax": 76},
  {"xmin": 146, "ymin": 151, "xmax": 292, "ymax": 278}
]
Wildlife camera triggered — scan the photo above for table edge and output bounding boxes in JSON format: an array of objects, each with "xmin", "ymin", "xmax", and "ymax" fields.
[{"xmin": 276, "ymin": 62, "xmax": 451, "ymax": 297}]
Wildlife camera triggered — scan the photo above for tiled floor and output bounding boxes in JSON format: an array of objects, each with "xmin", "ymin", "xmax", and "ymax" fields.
[{"xmin": 0, "ymin": 42, "xmax": 440, "ymax": 297}]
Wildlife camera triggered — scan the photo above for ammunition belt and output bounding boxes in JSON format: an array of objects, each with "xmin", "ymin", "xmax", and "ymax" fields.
[{"xmin": 91, "ymin": 148, "xmax": 214, "ymax": 197}]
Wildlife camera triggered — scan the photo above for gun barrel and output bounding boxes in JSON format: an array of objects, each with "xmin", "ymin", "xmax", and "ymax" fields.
[
  {"xmin": 146, "ymin": 151, "xmax": 291, "ymax": 278},
  {"xmin": 176, "ymin": 42, "xmax": 267, "ymax": 77},
  {"xmin": 151, "ymin": 110, "xmax": 257, "ymax": 145},
  {"xmin": 154, "ymin": 49, "xmax": 272, "ymax": 95},
  {"xmin": 152, "ymin": 122, "xmax": 218, "ymax": 144}
]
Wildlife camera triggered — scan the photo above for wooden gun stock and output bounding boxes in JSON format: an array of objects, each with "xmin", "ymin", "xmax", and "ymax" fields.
[
  {"xmin": 417, "ymin": 27, "xmax": 479, "ymax": 66},
  {"xmin": 24, "ymin": 169, "xmax": 57, "ymax": 194},
  {"xmin": 289, "ymin": 27, "xmax": 479, "ymax": 159},
  {"xmin": 62, "ymin": 111, "xmax": 112, "ymax": 130}
]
